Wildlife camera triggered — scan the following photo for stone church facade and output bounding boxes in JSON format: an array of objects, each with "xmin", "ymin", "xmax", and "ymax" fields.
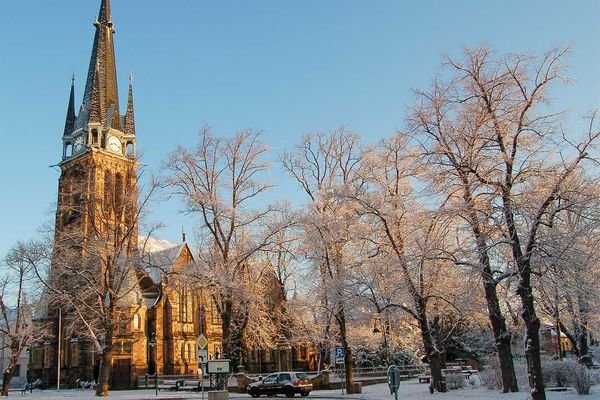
[{"xmin": 28, "ymin": 0, "xmax": 222, "ymax": 389}]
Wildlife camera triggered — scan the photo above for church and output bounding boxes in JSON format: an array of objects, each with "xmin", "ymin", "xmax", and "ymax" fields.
[{"xmin": 28, "ymin": 0, "xmax": 223, "ymax": 389}]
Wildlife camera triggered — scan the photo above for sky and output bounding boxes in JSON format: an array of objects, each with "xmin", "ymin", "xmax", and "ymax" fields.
[{"xmin": 0, "ymin": 0, "xmax": 599, "ymax": 257}]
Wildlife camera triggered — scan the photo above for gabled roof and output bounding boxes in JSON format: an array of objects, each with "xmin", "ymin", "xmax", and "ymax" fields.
[{"xmin": 139, "ymin": 236, "xmax": 195, "ymax": 284}]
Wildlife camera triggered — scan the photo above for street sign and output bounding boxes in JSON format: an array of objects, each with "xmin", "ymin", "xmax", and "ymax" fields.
[
  {"xmin": 206, "ymin": 359, "xmax": 231, "ymax": 374},
  {"xmin": 196, "ymin": 334, "xmax": 208, "ymax": 350},
  {"xmin": 335, "ymin": 346, "xmax": 345, "ymax": 364},
  {"xmin": 198, "ymin": 349, "xmax": 209, "ymax": 364}
]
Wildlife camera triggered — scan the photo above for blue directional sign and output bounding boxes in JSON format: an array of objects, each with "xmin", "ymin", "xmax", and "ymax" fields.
[{"xmin": 335, "ymin": 346, "xmax": 345, "ymax": 364}]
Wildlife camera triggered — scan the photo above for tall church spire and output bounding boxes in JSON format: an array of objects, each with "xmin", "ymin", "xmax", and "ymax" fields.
[
  {"xmin": 98, "ymin": 0, "xmax": 112, "ymax": 24},
  {"xmin": 76, "ymin": 0, "xmax": 120, "ymax": 131},
  {"xmin": 63, "ymin": 76, "xmax": 76, "ymax": 136}
]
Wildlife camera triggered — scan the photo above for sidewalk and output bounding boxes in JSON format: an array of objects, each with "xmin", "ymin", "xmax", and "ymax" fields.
[{"xmin": 9, "ymin": 380, "xmax": 600, "ymax": 400}]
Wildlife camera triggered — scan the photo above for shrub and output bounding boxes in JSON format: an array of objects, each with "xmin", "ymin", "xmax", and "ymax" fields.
[
  {"xmin": 479, "ymin": 354, "xmax": 528, "ymax": 390},
  {"xmin": 445, "ymin": 373, "xmax": 465, "ymax": 390},
  {"xmin": 572, "ymin": 363, "xmax": 591, "ymax": 395},
  {"xmin": 478, "ymin": 357, "xmax": 502, "ymax": 390},
  {"xmin": 542, "ymin": 357, "xmax": 576, "ymax": 387}
]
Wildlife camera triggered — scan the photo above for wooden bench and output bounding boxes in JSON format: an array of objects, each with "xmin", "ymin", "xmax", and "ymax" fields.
[
  {"xmin": 417, "ymin": 375, "xmax": 431, "ymax": 383},
  {"xmin": 178, "ymin": 380, "xmax": 201, "ymax": 391},
  {"xmin": 157, "ymin": 379, "xmax": 178, "ymax": 391},
  {"xmin": 7, "ymin": 387, "xmax": 27, "ymax": 394}
]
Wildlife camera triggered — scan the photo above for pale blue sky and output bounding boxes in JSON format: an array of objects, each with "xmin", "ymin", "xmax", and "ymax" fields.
[{"xmin": 1, "ymin": 0, "xmax": 599, "ymax": 256}]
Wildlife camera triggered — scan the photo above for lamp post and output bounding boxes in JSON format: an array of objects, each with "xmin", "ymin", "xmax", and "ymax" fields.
[
  {"xmin": 148, "ymin": 333, "xmax": 157, "ymax": 396},
  {"xmin": 373, "ymin": 315, "xmax": 389, "ymax": 365}
]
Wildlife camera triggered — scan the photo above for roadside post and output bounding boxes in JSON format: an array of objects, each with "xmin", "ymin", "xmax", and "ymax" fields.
[
  {"xmin": 207, "ymin": 359, "xmax": 231, "ymax": 389},
  {"xmin": 334, "ymin": 346, "xmax": 345, "ymax": 394},
  {"xmin": 387, "ymin": 365, "xmax": 400, "ymax": 400},
  {"xmin": 197, "ymin": 334, "xmax": 209, "ymax": 400}
]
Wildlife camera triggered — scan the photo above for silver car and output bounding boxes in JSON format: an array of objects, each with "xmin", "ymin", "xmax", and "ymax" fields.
[{"xmin": 247, "ymin": 371, "xmax": 313, "ymax": 398}]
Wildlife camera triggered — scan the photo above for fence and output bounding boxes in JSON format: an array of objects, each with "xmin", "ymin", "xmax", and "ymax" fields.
[
  {"xmin": 332, "ymin": 364, "xmax": 428, "ymax": 379},
  {"xmin": 135, "ymin": 364, "xmax": 430, "ymax": 390}
]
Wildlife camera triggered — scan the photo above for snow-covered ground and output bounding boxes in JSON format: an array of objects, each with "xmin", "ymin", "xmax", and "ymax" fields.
[{"xmin": 14, "ymin": 380, "xmax": 600, "ymax": 399}]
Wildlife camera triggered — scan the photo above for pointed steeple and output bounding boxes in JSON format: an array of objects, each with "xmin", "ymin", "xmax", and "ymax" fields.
[
  {"xmin": 124, "ymin": 75, "xmax": 136, "ymax": 136},
  {"xmin": 98, "ymin": 0, "xmax": 112, "ymax": 24},
  {"xmin": 76, "ymin": 0, "xmax": 121, "ymax": 130},
  {"xmin": 63, "ymin": 75, "xmax": 76, "ymax": 136}
]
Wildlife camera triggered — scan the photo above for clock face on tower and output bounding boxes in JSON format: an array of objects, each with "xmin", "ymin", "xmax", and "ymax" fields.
[
  {"xmin": 74, "ymin": 136, "xmax": 84, "ymax": 152},
  {"xmin": 107, "ymin": 135, "xmax": 122, "ymax": 153}
]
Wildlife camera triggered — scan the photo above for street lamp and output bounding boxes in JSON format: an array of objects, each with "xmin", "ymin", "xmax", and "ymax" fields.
[
  {"xmin": 148, "ymin": 333, "xmax": 157, "ymax": 396},
  {"xmin": 372, "ymin": 315, "xmax": 389, "ymax": 365}
]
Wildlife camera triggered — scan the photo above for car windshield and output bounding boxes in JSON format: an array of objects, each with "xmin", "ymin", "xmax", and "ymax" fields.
[
  {"xmin": 263, "ymin": 374, "xmax": 278, "ymax": 384},
  {"xmin": 295, "ymin": 373, "xmax": 309, "ymax": 380}
]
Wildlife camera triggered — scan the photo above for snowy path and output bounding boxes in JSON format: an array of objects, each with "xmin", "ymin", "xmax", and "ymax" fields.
[{"xmin": 12, "ymin": 380, "xmax": 600, "ymax": 399}]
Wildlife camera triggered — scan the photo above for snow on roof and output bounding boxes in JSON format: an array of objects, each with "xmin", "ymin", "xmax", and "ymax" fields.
[
  {"xmin": 139, "ymin": 235, "xmax": 179, "ymax": 253},
  {"xmin": 139, "ymin": 235, "xmax": 192, "ymax": 284}
]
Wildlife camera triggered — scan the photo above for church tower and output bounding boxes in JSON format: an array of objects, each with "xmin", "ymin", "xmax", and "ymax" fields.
[
  {"xmin": 29, "ymin": 0, "xmax": 224, "ymax": 390},
  {"xmin": 56, "ymin": 0, "xmax": 137, "ymax": 251},
  {"xmin": 31, "ymin": 0, "xmax": 142, "ymax": 389}
]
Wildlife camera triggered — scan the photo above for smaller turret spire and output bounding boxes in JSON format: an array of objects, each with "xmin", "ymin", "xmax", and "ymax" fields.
[
  {"xmin": 63, "ymin": 76, "xmax": 76, "ymax": 136},
  {"xmin": 124, "ymin": 75, "xmax": 136, "ymax": 136}
]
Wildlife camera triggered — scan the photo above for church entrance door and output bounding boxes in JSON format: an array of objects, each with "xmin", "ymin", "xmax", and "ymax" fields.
[{"xmin": 111, "ymin": 358, "xmax": 132, "ymax": 389}]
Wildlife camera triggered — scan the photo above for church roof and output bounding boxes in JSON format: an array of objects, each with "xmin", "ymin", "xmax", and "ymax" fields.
[{"xmin": 139, "ymin": 236, "xmax": 195, "ymax": 284}]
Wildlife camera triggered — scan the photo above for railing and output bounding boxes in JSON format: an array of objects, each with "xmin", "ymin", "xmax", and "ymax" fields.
[
  {"xmin": 332, "ymin": 364, "xmax": 428, "ymax": 378},
  {"xmin": 135, "ymin": 364, "xmax": 430, "ymax": 389},
  {"xmin": 137, "ymin": 374, "xmax": 201, "ymax": 389}
]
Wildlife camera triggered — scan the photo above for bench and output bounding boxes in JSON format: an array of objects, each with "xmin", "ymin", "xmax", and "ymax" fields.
[
  {"xmin": 7, "ymin": 387, "xmax": 27, "ymax": 394},
  {"xmin": 178, "ymin": 380, "xmax": 201, "ymax": 391},
  {"xmin": 417, "ymin": 375, "xmax": 431, "ymax": 383},
  {"xmin": 157, "ymin": 380, "xmax": 178, "ymax": 391}
]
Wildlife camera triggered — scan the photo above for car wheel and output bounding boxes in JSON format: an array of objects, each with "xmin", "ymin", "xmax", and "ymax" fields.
[
  {"xmin": 284, "ymin": 386, "xmax": 295, "ymax": 398},
  {"xmin": 249, "ymin": 387, "xmax": 261, "ymax": 398},
  {"xmin": 300, "ymin": 392, "xmax": 309, "ymax": 397}
]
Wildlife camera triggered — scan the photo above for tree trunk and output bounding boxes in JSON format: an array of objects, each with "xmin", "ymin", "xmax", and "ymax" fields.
[
  {"xmin": 517, "ymin": 270, "xmax": 546, "ymax": 400},
  {"xmin": 483, "ymin": 277, "xmax": 518, "ymax": 392},
  {"xmin": 465, "ymin": 182, "xmax": 518, "ymax": 392},
  {"xmin": 502, "ymin": 190, "xmax": 545, "ymax": 400},
  {"xmin": 95, "ymin": 329, "xmax": 114, "ymax": 397},
  {"xmin": 576, "ymin": 293, "xmax": 589, "ymax": 357},
  {"xmin": 1, "ymin": 363, "xmax": 15, "ymax": 397},
  {"xmin": 428, "ymin": 350, "xmax": 446, "ymax": 394},
  {"xmin": 416, "ymin": 300, "xmax": 446, "ymax": 393},
  {"xmin": 337, "ymin": 309, "xmax": 354, "ymax": 394},
  {"xmin": 221, "ymin": 300, "xmax": 233, "ymax": 359}
]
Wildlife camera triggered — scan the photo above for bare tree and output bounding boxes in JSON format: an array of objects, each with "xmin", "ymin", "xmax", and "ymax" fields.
[
  {"xmin": 534, "ymin": 176, "xmax": 600, "ymax": 358},
  {"xmin": 164, "ymin": 127, "xmax": 289, "ymax": 364},
  {"xmin": 38, "ymin": 168, "xmax": 160, "ymax": 396},
  {"xmin": 411, "ymin": 45, "xmax": 600, "ymax": 400},
  {"xmin": 348, "ymin": 133, "xmax": 475, "ymax": 392},
  {"xmin": 281, "ymin": 127, "xmax": 365, "ymax": 393},
  {"xmin": 408, "ymin": 60, "xmax": 520, "ymax": 391},
  {"xmin": 0, "ymin": 243, "xmax": 47, "ymax": 396}
]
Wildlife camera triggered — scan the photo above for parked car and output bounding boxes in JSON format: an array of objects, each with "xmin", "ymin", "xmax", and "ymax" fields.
[
  {"xmin": 247, "ymin": 371, "xmax": 312, "ymax": 398},
  {"xmin": 580, "ymin": 355, "xmax": 600, "ymax": 369}
]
